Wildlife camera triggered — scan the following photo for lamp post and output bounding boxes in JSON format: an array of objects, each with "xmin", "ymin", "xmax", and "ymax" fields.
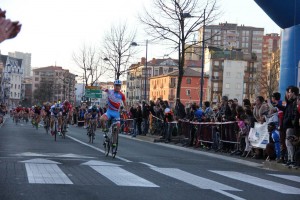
[
  {"xmin": 182, "ymin": 10, "xmax": 205, "ymax": 107},
  {"xmin": 131, "ymin": 40, "xmax": 148, "ymax": 101}
]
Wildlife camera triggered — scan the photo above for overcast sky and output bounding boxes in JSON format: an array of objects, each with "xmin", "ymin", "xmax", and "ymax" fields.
[{"xmin": 0, "ymin": 0, "xmax": 280, "ymax": 78}]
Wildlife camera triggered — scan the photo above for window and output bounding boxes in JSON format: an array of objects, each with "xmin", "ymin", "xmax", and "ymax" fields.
[
  {"xmin": 226, "ymin": 72, "xmax": 231, "ymax": 77},
  {"xmin": 11, "ymin": 84, "xmax": 13, "ymax": 88},
  {"xmin": 15, "ymin": 84, "xmax": 17, "ymax": 89},
  {"xmin": 35, "ymin": 77, "xmax": 39, "ymax": 81},
  {"xmin": 186, "ymin": 89, "xmax": 191, "ymax": 96},
  {"xmin": 186, "ymin": 78, "xmax": 191, "ymax": 84},
  {"xmin": 35, "ymin": 71, "xmax": 39, "ymax": 75},
  {"xmin": 225, "ymin": 83, "xmax": 230, "ymax": 89}
]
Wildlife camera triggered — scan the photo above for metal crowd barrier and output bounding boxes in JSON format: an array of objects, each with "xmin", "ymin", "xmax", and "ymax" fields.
[{"xmin": 178, "ymin": 120, "xmax": 239, "ymax": 151}]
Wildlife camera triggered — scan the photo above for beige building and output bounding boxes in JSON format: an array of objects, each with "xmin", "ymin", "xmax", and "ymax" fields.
[{"xmin": 32, "ymin": 66, "xmax": 77, "ymax": 103}]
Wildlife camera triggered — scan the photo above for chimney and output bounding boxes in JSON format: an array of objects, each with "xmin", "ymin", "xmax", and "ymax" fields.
[
  {"xmin": 152, "ymin": 58, "xmax": 156, "ymax": 64},
  {"xmin": 141, "ymin": 57, "xmax": 146, "ymax": 65}
]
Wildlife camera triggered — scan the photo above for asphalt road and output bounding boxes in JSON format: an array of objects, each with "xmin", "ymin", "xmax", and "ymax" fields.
[{"xmin": 0, "ymin": 117, "xmax": 299, "ymax": 200}]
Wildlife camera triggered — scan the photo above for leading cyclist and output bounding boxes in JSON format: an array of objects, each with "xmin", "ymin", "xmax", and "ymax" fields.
[{"xmin": 100, "ymin": 80, "xmax": 127, "ymax": 146}]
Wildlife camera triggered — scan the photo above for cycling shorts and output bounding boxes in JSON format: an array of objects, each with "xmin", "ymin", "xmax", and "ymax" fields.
[{"xmin": 102, "ymin": 109, "xmax": 120, "ymax": 123}]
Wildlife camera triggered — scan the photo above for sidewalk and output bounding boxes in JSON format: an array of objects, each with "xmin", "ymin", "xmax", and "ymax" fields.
[{"xmin": 130, "ymin": 132, "xmax": 300, "ymax": 173}]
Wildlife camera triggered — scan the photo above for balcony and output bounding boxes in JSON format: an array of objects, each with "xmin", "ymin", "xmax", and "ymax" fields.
[
  {"xmin": 160, "ymin": 84, "xmax": 164, "ymax": 88},
  {"xmin": 153, "ymin": 85, "xmax": 157, "ymax": 89},
  {"xmin": 135, "ymin": 96, "xmax": 140, "ymax": 100},
  {"xmin": 129, "ymin": 96, "xmax": 133, "ymax": 100}
]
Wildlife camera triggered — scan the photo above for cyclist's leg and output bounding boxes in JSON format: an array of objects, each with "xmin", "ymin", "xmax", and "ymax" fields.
[
  {"xmin": 100, "ymin": 113, "xmax": 110, "ymax": 132},
  {"xmin": 111, "ymin": 111, "xmax": 121, "ymax": 146}
]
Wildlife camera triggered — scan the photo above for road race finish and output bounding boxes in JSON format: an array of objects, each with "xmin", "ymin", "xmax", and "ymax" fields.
[{"xmin": 254, "ymin": 0, "xmax": 300, "ymax": 94}]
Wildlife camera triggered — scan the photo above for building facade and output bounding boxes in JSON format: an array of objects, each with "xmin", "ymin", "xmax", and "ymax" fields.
[
  {"xmin": 32, "ymin": 66, "xmax": 77, "ymax": 104},
  {"xmin": 199, "ymin": 22, "xmax": 264, "ymax": 61},
  {"xmin": 0, "ymin": 55, "xmax": 24, "ymax": 108},
  {"xmin": 8, "ymin": 51, "xmax": 31, "ymax": 78},
  {"xmin": 149, "ymin": 68, "xmax": 208, "ymax": 107},
  {"xmin": 204, "ymin": 48, "xmax": 258, "ymax": 103},
  {"xmin": 126, "ymin": 57, "xmax": 178, "ymax": 106}
]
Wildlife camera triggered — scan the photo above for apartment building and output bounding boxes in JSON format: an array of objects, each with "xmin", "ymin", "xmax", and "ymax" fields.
[
  {"xmin": 126, "ymin": 57, "xmax": 178, "ymax": 105},
  {"xmin": 199, "ymin": 22, "xmax": 264, "ymax": 61},
  {"xmin": 8, "ymin": 51, "xmax": 31, "ymax": 78},
  {"xmin": 0, "ymin": 55, "xmax": 24, "ymax": 108},
  {"xmin": 32, "ymin": 66, "xmax": 77, "ymax": 103},
  {"xmin": 149, "ymin": 67, "xmax": 208, "ymax": 107},
  {"xmin": 204, "ymin": 47, "xmax": 258, "ymax": 103}
]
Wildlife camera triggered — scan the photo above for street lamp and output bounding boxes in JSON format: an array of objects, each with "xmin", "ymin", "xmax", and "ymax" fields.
[
  {"xmin": 183, "ymin": 10, "xmax": 206, "ymax": 107},
  {"xmin": 131, "ymin": 40, "xmax": 148, "ymax": 101}
]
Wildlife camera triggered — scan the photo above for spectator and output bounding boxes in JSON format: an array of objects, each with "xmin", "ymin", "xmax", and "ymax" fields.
[
  {"xmin": 266, "ymin": 122, "xmax": 281, "ymax": 161},
  {"xmin": 130, "ymin": 104, "xmax": 138, "ymax": 137},
  {"xmin": 142, "ymin": 101, "xmax": 150, "ymax": 135},
  {"xmin": 253, "ymin": 96, "xmax": 269, "ymax": 124},
  {"xmin": 189, "ymin": 103, "xmax": 203, "ymax": 146},
  {"xmin": 233, "ymin": 98, "xmax": 239, "ymax": 105},
  {"xmin": 241, "ymin": 106, "xmax": 255, "ymax": 157},
  {"xmin": 283, "ymin": 86, "xmax": 299, "ymax": 167},
  {"xmin": 217, "ymin": 96, "xmax": 232, "ymax": 122},
  {"xmin": 243, "ymin": 98, "xmax": 251, "ymax": 109},
  {"xmin": 203, "ymin": 101, "xmax": 214, "ymax": 122},
  {"xmin": 175, "ymin": 98, "xmax": 186, "ymax": 120}
]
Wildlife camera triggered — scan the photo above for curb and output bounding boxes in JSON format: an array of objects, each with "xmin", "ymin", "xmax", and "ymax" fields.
[{"xmin": 263, "ymin": 161, "xmax": 300, "ymax": 173}]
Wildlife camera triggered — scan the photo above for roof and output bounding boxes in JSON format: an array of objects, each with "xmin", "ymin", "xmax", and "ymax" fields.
[
  {"xmin": 32, "ymin": 66, "xmax": 64, "ymax": 71},
  {"xmin": 150, "ymin": 67, "xmax": 208, "ymax": 79}
]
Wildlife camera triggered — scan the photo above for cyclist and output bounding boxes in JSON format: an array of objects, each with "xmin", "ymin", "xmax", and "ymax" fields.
[
  {"xmin": 32, "ymin": 105, "xmax": 42, "ymax": 128},
  {"xmin": 50, "ymin": 103, "xmax": 62, "ymax": 135},
  {"xmin": 15, "ymin": 104, "xmax": 23, "ymax": 123},
  {"xmin": 42, "ymin": 102, "xmax": 52, "ymax": 129},
  {"xmin": 61, "ymin": 100, "xmax": 72, "ymax": 132},
  {"xmin": 100, "ymin": 80, "xmax": 127, "ymax": 147},
  {"xmin": 87, "ymin": 105, "xmax": 99, "ymax": 139}
]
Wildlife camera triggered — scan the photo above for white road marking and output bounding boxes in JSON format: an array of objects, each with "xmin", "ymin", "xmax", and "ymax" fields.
[
  {"xmin": 66, "ymin": 135, "xmax": 132, "ymax": 163},
  {"xmin": 269, "ymin": 174, "xmax": 300, "ymax": 183},
  {"xmin": 141, "ymin": 163, "xmax": 244, "ymax": 200},
  {"xmin": 211, "ymin": 171, "xmax": 300, "ymax": 194},
  {"xmin": 21, "ymin": 158, "xmax": 73, "ymax": 184},
  {"xmin": 83, "ymin": 160, "xmax": 159, "ymax": 187}
]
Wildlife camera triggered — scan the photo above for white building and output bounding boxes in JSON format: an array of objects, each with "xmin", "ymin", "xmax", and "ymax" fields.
[
  {"xmin": 222, "ymin": 60, "xmax": 245, "ymax": 104},
  {"xmin": 0, "ymin": 55, "xmax": 24, "ymax": 108},
  {"xmin": 8, "ymin": 51, "xmax": 31, "ymax": 78}
]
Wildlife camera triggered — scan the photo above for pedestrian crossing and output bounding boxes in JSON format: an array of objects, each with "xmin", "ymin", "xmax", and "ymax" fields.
[{"xmin": 19, "ymin": 159, "xmax": 300, "ymax": 198}]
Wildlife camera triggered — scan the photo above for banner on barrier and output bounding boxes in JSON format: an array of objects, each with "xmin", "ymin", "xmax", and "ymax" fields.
[{"xmin": 248, "ymin": 122, "xmax": 269, "ymax": 149}]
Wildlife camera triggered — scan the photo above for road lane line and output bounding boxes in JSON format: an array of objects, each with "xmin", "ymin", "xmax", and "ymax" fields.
[
  {"xmin": 66, "ymin": 135, "xmax": 132, "ymax": 163},
  {"xmin": 211, "ymin": 171, "xmax": 300, "ymax": 194},
  {"xmin": 269, "ymin": 174, "xmax": 300, "ymax": 183}
]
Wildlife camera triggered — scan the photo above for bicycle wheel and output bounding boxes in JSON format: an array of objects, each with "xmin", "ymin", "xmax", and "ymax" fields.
[
  {"xmin": 111, "ymin": 125, "xmax": 119, "ymax": 158},
  {"xmin": 104, "ymin": 136, "xmax": 110, "ymax": 157}
]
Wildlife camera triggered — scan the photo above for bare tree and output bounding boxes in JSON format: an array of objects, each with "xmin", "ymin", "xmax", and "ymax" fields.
[
  {"xmin": 102, "ymin": 22, "xmax": 137, "ymax": 80},
  {"xmin": 33, "ymin": 80, "xmax": 54, "ymax": 104},
  {"xmin": 72, "ymin": 44, "xmax": 105, "ymax": 86},
  {"xmin": 139, "ymin": 0, "xmax": 218, "ymax": 99},
  {"xmin": 256, "ymin": 49, "xmax": 280, "ymax": 99}
]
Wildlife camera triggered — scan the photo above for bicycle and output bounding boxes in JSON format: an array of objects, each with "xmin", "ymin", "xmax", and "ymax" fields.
[
  {"xmin": 53, "ymin": 116, "xmax": 59, "ymax": 141},
  {"xmin": 87, "ymin": 118, "xmax": 97, "ymax": 143},
  {"xmin": 103, "ymin": 119, "xmax": 119, "ymax": 158},
  {"xmin": 61, "ymin": 115, "xmax": 68, "ymax": 139},
  {"xmin": 44, "ymin": 115, "xmax": 50, "ymax": 134}
]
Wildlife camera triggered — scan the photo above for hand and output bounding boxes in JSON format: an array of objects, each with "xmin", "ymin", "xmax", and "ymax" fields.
[{"xmin": 0, "ymin": 18, "xmax": 21, "ymax": 43}]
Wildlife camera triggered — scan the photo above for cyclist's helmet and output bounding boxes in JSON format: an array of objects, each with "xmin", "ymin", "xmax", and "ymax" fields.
[
  {"xmin": 64, "ymin": 100, "xmax": 69, "ymax": 105},
  {"xmin": 114, "ymin": 79, "xmax": 122, "ymax": 85},
  {"xmin": 92, "ymin": 105, "xmax": 97, "ymax": 112}
]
